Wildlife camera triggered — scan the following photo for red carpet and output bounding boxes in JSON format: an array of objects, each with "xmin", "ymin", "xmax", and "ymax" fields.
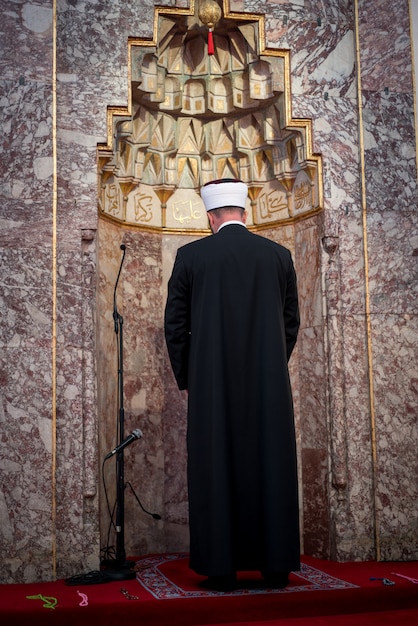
[{"xmin": 0, "ymin": 553, "xmax": 417, "ymax": 625}]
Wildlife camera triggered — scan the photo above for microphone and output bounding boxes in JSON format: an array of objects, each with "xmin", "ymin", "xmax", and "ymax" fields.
[{"xmin": 105, "ymin": 428, "xmax": 143, "ymax": 460}]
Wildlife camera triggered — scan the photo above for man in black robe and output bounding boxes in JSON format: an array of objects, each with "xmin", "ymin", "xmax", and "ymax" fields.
[{"xmin": 164, "ymin": 179, "xmax": 300, "ymax": 591}]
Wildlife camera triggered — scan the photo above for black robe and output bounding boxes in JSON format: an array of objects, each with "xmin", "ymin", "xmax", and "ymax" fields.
[{"xmin": 164, "ymin": 224, "xmax": 300, "ymax": 577}]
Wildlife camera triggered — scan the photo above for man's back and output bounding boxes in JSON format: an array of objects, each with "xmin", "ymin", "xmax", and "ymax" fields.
[
  {"xmin": 164, "ymin": 181, "xmax": 301, "ymax": 584},
  {"xmin": 175, "ymin": 224, "xmax": 299, "ymax": 382}
]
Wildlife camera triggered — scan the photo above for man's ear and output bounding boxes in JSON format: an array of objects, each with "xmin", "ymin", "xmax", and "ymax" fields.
[
  {"xmin": 207, "ymin": 211, "xmax": 215, "ymax": 229},
  {"xmin": 242, "ymin": 210, "xmax": 247, "ymax": 224}
]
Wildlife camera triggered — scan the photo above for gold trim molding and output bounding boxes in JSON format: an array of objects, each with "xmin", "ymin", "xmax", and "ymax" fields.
[{"xmin": 354, "ymin": 0, "xmax": 380, "ymax": 561}]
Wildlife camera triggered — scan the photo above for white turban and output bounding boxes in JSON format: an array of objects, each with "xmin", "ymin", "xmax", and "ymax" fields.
[{"xmin": 201, "ymin": 179, "xmax": 248, "ymax": 212}]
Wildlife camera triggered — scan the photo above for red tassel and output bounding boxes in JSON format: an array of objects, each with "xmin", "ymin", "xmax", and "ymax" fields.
[{"xmin": 208, "ymin": 29, "xmax": 214, "ymax": 55}]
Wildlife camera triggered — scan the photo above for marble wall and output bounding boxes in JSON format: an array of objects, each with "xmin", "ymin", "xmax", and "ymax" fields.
[
  {"xmin": 0, "ymin": 0, "xmax": 416, "ymax": 584},
  {"xmin": 358, "ymin": 0, "xmax": 418, "ymax": 559}
]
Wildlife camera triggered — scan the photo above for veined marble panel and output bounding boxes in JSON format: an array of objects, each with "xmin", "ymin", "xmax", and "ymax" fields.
[
  {"xmin": 297, "ymin": 324, "xmax": 326, "ymax": 451},
  {"xmin": 266, "ymin": 0, "xmax": 353, "ymax": 22},
  {"xmin": 335, "ymin": 314, "xmax": 375, "ymax": 561},
  {"xmin": 1, "ymin": 1, "xmax": 53, "ymax": 81},
  {"xmin": 161, "ymin": 234, "xmax": 198, "ymax": 550},
  {"xmin": 291, "ymin": 95, "xmax": 359, "ymax": 203},
  {"xmin": 57, "ymin": 0, "xmax": 154, "ymax": 77},
  {"xmin": 357, "ymin": 0, "xmax": 418, "ymax": 560},
  {"xmin": 371, "ymin": 313, "xmax": 418, "ymax": 560},
  {"xmin": 0, "ymin": 80, "xmax": 53, "ymax": 199},
  {"xmin": 269, "ymin": 21, "xmax": 356, "ymax": 98},
  {"xmin": 56, "ymin": 74, "xmax": 128, "ymax": 141},
  {"xmin": 362, "ymin": 92, "xmax": 416, "ymax": 213},
  {"xmin": 97, "ymin": 224, "xmax": 167, "ymax": 557},
  {"xmin": 292, "ymin": 93, "xmax": 368, "ymax": 319},
  {"xmin": 0, "ymin": 245, "xmax": 53, "ymax": 346},
  {"xmin": 0, "ymin": 1, "xmax": 56, "ymax": 582},
  {"xmin": 0, "ymin": 341, "xmax": 54, "ymax": 583},
  {"xmin": 96, "ymin": 221, "xmax": 121, "ymax": 527},
  {"xmin": 54, "ymin": 235, "xmax": 100, "ymax": 577},
  {"xmin": 366, "ymin": 210, "xmax": 418, "ymax": 315},
  {"xmin": 296, "ymin": 216, "xmax": 326, "ymax": 556},
  {"xmin": 295, "ymin": 215, "xmax": 323, "ymax": 329},
  {"xmin": 357, "ymin": 0, "xmax": 413, "ymax": 93},
  {"xmin": 56, "ymin": 139, "xmax": 98, "ymax": 210},
  {"xmin": 301, "ymin": 447, "xmax": 329, "ymax": 556},
  {"xmin": 0, "ymin": 205, "xmax": 52, "ymax": 261}
]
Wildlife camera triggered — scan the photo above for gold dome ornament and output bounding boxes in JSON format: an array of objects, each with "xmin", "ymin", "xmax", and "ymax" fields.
[{"xmin": 198, "ymin": 0, "xmax": 222, "ymax": 55}]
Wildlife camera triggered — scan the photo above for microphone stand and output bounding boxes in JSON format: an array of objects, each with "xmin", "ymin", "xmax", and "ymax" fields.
[
  {"xmin": 102, "ymin": 243, "xmax": 136, "ymax": 581},
  {"xmin": 65, "ymin": 243, "xmax": 161, "ymax": 586}
]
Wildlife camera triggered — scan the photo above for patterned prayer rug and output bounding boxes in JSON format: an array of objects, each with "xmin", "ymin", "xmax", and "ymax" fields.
[{"xmin": 135, "ymin": 553, "xmax": 358, "ymax": 599}]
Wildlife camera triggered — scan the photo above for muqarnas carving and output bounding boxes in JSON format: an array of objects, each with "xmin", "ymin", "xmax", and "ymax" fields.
[{"xmin": 98, "ymin": 2, "xmax": 322, "ymax": 231}]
